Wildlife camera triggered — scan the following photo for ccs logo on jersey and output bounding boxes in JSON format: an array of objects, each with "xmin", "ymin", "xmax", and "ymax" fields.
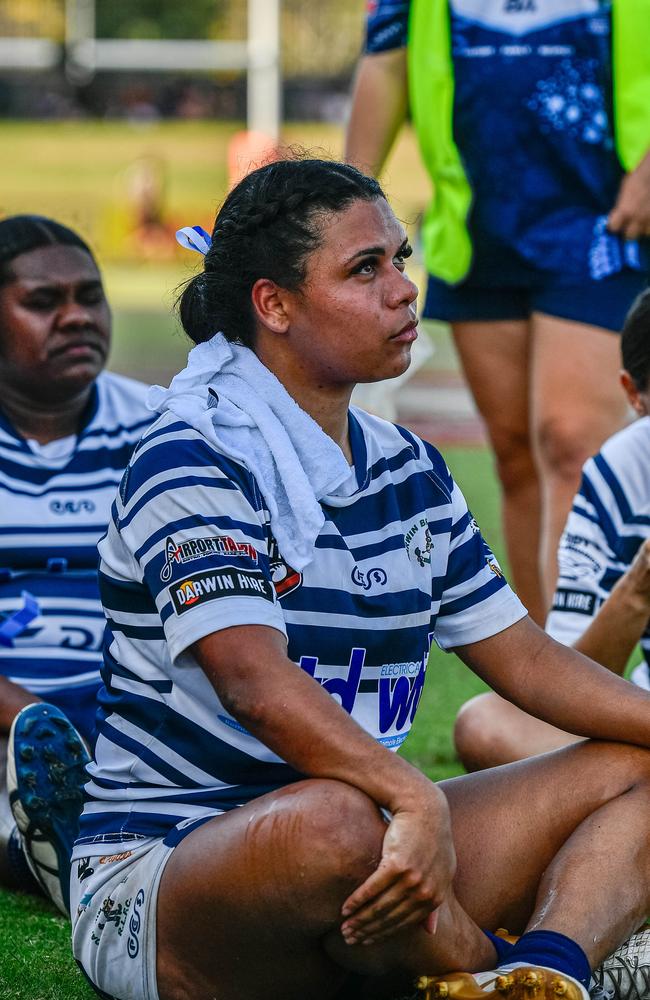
[
  {"xmin": 49, "ymin": 499, "xmax": 96, "ymax": 515},
  {"xmin": 160, "ymin": 534, "xmax": 258, "ymax": 582},
  {"xmin": 170, "ymin": 567, "xmax": 274, "ymax": 615}
]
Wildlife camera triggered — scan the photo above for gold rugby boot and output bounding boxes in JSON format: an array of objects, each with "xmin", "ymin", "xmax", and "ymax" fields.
[{"xmin": 414, "ymin": 965, "xmax": 588, "ymax": 1000}]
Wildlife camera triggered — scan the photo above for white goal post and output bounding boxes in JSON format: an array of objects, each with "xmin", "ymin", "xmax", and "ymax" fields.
[{"xmin": 0, "ymin": 0, "xmax": 282, "ymax": 138}]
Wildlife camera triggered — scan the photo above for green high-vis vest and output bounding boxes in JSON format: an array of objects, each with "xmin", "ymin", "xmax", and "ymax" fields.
[{"xmin": 407, "ymin": 0, "xmax": 650, "ymax": 283}]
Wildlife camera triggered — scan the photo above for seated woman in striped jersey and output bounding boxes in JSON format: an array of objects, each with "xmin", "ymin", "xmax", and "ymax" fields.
[
  {"xmin": 0, "ymin": 216, "xmax": 154, "ymax": 912},
  {"xmin": 24, "ymin": 161, "xmax": 649, "ymax": 1000}
]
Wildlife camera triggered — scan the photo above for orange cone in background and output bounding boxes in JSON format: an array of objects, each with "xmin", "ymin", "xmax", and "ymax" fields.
[{"xmin": 227, "ymin": 130, "xmax": 280, "ymax": 188}]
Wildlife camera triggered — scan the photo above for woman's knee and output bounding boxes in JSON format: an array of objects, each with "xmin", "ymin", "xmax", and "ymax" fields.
[
  {"xmin": 453, "ymin": 694, "xmax": 512, "ymax": 772},
  {"xmin": 291, "ymin": 779, "xmax": 386, "ymax": 877},
  {"xmin": 535, "ymin": 413, "xmax": 599, "ymax": 484}
]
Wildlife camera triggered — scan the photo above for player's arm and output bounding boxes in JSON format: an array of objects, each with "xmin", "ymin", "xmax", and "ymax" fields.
[
  {"xmin": 456, "ymin": 616, "xmax": 650, "ymax": 749},
  {"xmin": 345, "ymin": 48, "xmax": 409, "ymax": 176},
  {"xmin": 608, "ymin": 147, "xmax": 650, "ymax": 240},
  {"xmin": 571, "ymin": 538, "xmax": 650, "ymax": 674},
  {"xmin": 0, "ymin": 676, "xmax": 41, "ymax": 734},
  {"xmin": 193, "ymin": 625, "xmax": 455, "ymax": 945}
]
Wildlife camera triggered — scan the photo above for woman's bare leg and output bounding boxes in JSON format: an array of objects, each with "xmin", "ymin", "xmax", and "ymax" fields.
[
  {"xmin": 530, "ymin": 314, "xmax": 628, "ymax": 603},
  {"xmin": 453, "ymin": 691, "xmax": 580, "ymax": 771},
  {"xmin": 452, "ymin": 320, "xmax": 544, "ymax": 623},
  {"xmin": 442, "ymin": 740, "xmax": 650, "ymax": 954},
  {"xmin": 155, "ymin": 743, "xmax": 650, "ymax": 1000}
]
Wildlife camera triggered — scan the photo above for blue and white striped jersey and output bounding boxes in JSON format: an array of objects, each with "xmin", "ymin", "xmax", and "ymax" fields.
[
  {"xmin": 0, "ymin": 372, "xmax": 154, "ymax": 742},
  {"xmin": 77, "ymin": 408, "xmax": 525, "ymax": 847},
  {"xmin": 547, "ymin": 416, "xmax": 650, "ymax": 687}
]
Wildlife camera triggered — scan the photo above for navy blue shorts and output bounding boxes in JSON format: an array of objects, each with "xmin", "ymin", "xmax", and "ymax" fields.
[{"xmin": 423, "ymin": 269, "xmax": 648, "ymax": 333}]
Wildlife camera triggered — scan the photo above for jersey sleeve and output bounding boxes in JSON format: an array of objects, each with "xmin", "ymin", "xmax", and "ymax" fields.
[
  {"xmin": 546, "ymin": 459, "xmax": 624, "ymax": 647},
  {"xmin": 115, "ymin": 432, "xmax": 287, "ymax": 665},
  {"xmin": 434, "ymin": 480, "xmax": 527, "ymax": 650},
  {"xmin": 365, "ymin": 0, "xmax": 410, "ymax": 53}
]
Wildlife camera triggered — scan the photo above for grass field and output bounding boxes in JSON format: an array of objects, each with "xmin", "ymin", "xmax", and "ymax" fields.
[{"xmin": 0, "ymin": 119, "xmax": 495, "ymax": 998}]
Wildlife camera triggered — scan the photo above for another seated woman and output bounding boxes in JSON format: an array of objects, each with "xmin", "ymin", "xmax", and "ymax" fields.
[
  {"xmin": 0, "ymin": 215, "xmax": 154, "ymax": 912},
  {"xmin": 28, "ymin": 160, "xmax": 650, "ymax": 1000}
]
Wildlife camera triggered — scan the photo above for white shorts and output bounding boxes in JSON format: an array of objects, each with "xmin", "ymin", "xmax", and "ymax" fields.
[{"xmin": 70, "ymin": 837, "xmax": 173, "ymax": 1000}]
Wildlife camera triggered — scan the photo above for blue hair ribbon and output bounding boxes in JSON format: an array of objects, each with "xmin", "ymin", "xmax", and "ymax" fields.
[{"xmin": 175, "ymin": 225, "xmax": 212, "ymax": 256}]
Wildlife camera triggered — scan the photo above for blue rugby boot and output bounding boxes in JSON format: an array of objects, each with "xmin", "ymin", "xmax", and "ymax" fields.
[{"xmin": 7, "ymin": 702, "xmax": 90, "ymax": 916}]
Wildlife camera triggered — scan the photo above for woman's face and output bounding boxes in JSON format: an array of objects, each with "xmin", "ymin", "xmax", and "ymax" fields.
[
  {"xmin": 278, "ymin": 197, "xmax": 419, "ymax": 389},
  {"xmin": 0, "ymin": 244, "xmax": 111, "ymax": 402}
]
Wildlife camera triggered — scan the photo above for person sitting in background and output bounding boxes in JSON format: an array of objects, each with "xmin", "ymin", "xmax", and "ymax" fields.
[
  {"xmin": 18, "ymin": 158, "xmax": 649, "ymax": 1000},
  {"xmin": 0, "ymin": 215, "xmax": 154, "ymax": 914},
  {"xmin": 454, "ymin": 288, "xmax": 650, "ymax": 773}
]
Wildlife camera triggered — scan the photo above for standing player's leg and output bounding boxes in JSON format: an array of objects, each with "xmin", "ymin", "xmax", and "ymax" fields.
[
  {"xmin": 451, "ymin": 319, "xmax": 544, "ymax": 623},
  {"xmin": 530, "ymin": 313, "xmax": 629, "ymax": 604}
]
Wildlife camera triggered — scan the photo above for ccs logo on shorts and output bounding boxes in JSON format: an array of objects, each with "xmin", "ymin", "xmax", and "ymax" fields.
[{"xmin": 170, "ymin": 566, "xmax": 274, "ymax": 615}]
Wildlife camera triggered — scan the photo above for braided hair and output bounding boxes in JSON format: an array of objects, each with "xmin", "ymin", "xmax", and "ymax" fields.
[
  {"xmin": 621, "ymin": 288, "xmax": 650, "ymax": 391},
  {"xmin": 0, "ymin": 215, "xmax": 95, "ymax": 287},
  {"xmin": 178, "ymin": 158, "xmax": 385, "ymax": 347}
]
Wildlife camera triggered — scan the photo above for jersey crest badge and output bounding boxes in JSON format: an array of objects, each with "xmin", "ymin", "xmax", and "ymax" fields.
[
  {"xmin": 405, "ymin": 519, "xmax": 433, "ymax": 568},
  {"xmin": 268, "ymin": 537, "xmax": 302, "ymax": 598}
]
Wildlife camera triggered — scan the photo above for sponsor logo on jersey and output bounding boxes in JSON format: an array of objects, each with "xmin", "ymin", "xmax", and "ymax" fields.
[
  {"xmin": 557, "ymin": 532, "xmax": 603, "ymax": 581},
  {"xmin": 268, "ymin": 536, "xmax": 302, "ymax": 598},
  {"xmin": 351, "ymin": 565, "xmax": 388, "ymax": 590},
  {"xmin": 405, "ymin": 519, "xmax": 433, "ymax": 567},
  {"xmin": 503, "ymin": 0, "xmax": 536, "ymax": 11},
  {"xmin": 454, "ymin": 0, "xmax": 598, "ymax": 37},
  {"xmin": 160, "ymin": 534, "xmax": 258, "ymax": 581},
  {"xmin": 299, "ymin": 633, "xmax": 434, "ymax": 734},
  {"xmin": 551, "ymin": 587, "xmax": 597, "ymax": 616},
  {"xmin": 170, "ymin": 566, "xmax": 274, "ymax": 614}
]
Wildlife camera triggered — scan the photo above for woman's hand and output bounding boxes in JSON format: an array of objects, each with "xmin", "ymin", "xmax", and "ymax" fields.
[
  {"xmin": 339, "ymin": 784, "xmax": 456, "ymax": 946},
  {"xmin": 615, "ymin": 538, "xmax": 650, "ymax": 610},
  {"xmin": 608, "ymin": 151, "xmax": 650, "ymax": 240}
]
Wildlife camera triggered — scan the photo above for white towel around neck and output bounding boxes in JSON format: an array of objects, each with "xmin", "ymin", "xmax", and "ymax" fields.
[{"xmin": 147, "ymin": 333, "xmax": 358, "ymax": 571}]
